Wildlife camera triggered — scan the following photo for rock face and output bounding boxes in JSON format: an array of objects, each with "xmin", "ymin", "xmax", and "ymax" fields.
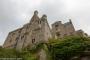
[
  {"xmin": 3, "ymin": 10, "xmax": 87, "ymax": 50},
  {"xmin": 37, "ymin": 49, "xmax": 47, "ymax": 60}
]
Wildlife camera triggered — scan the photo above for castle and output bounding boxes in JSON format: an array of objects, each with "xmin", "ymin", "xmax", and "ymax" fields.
[{"xmin": 3, "ymin": 10, "xmax": 87, "ymax": 50}]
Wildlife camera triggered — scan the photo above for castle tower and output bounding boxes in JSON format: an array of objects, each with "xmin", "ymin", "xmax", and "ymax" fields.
[
  {"xmin": 3, "ymin": 10, "xmax": 52, "ymax": 50},
  {"xmin": 64, "ymin": 19, "xmax": 75, "ymax": 36},
  {"xmin": 52, "ymin": 21, "xmax": 66, "ymax": 38},
  {"xmin": 3, "ymin": 11, "xmax": 79, "ymax": 50},
  {"xmin": 30, "ymin": 10, "xmax": 40, "ymax": 23},
  {"xmin": 40, "ymin": 15, "xmax": 52, "ymax": 41},
  {"xmin": 52, "ymin": 19, "xmax": 75, "ymax": 39}
]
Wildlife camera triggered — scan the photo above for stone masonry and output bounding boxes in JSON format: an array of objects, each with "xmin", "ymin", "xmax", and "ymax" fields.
[
  {"xmin": 3, "ymin": 10, "xmax": 87, "ymax": 50},
  {"xmin": 52, "ymin": 19, "xmax": 75, "ymax": 39}
]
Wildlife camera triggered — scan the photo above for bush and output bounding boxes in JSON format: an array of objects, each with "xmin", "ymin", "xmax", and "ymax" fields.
[
  {"xmin": 47, "ymin": 36, "xmax": 90, "ymax": 60},
  {"xmin": 1, "ymin": 36, "xmax": 90, "ymax": 60}
]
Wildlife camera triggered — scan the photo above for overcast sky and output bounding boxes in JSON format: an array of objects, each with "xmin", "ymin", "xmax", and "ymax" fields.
[{"xmin": 0, "ymin": 0, "xmax": 90, "ymax": 45}]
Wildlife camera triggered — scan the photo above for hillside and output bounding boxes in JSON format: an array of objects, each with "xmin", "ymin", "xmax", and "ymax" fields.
[{"xmin": 0, "ymin": 36, "xmax": 90, "ymax": 60}]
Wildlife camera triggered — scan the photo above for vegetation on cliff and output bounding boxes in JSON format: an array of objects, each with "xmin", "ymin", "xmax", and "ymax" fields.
[
  {"xmin": 47, "ymin": 36, "xmax": 90, "ymax": 60},
  {"xmin": 0, "ymin": 36, "xmax": 90, "ymax": 60}
]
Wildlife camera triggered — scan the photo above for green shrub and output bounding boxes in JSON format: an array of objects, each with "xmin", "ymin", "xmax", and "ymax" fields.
[
  {"xmin": 1, "ymin": 36, "xmax": 90, "ymax": 60},
  {"xmin": 47, "ymin": 36, "xmax": 90, "ymax": 60}
]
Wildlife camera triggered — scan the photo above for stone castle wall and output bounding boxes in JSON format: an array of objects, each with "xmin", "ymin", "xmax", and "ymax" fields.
[
  {"xmin": 52, "ymin": 19, "xmax": 75, "ymax": 39},
  {"xmin": 3, "ymin": 11, "xmax": 52, "ymax": 50},
  {"xmin": 3, "ymin": 11, "xmax": 87, "ymax": 49}
]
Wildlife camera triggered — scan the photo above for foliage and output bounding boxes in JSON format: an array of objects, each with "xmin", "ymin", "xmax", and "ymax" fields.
[
  {"xmin": 47, "ymin": 36, "xmax": 90, "ymax": 60},
  {"xmin": 0, "ymin": 36, "xmax": 90, "ymax": 60},
  {"xmin": 0, "ymin": 48, "xmax": 38, "ymax": 60},
  {"xmin": 0, "ymin": 48, "xmax": 19, "ymax": 58}
]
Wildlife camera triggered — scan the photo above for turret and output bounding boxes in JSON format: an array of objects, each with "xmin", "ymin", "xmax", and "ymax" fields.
[
  {"xmin": 41, "ymin": 14, "xmax": 47, "ymax": 20},
  {"xmin": 34, "ymin": 10, "xmax": 38, "ymax": 16},
  {"xmin": 41, "ymin": 14, "xmax": 47, "ymax": 23},
  {"xmin": 30, "ymin": 10, "xmax": 40, "ymax": 23}
]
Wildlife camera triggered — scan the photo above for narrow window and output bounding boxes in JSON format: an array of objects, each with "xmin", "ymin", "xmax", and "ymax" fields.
[
  {"xmin": 40, "ymin": 21, "xmax": 41, "ymax": 24},
  {"xmin": 38, "ymin": 21, "xmax": 41, "ymax": 24},
  {"xmin": 55, "ymin": 24, "xmax": 59, "ymax": 27},
  {"xmin": 18, "ymin": 30, "xmax": 21, "ymax": 33},
  {"xmin": 32, "ymin": 38, "xmax": 35, "ymax": 43},
  {"xmin": 21, "ymin": 35, "xmax": 24, "ymax": 40},
  {"xmin": 56, "ymin": 32, "xmax": 60, "ymax": 37}
]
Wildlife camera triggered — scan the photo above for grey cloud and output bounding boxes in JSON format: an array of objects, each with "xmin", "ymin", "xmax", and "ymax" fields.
[
  {"xmin": 34, "ymin": 0, "xmax": 70, "ymax": 27},
  {"xmin": 0, "ymin": 0, "xmax": 26, "ymax": 45}
]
